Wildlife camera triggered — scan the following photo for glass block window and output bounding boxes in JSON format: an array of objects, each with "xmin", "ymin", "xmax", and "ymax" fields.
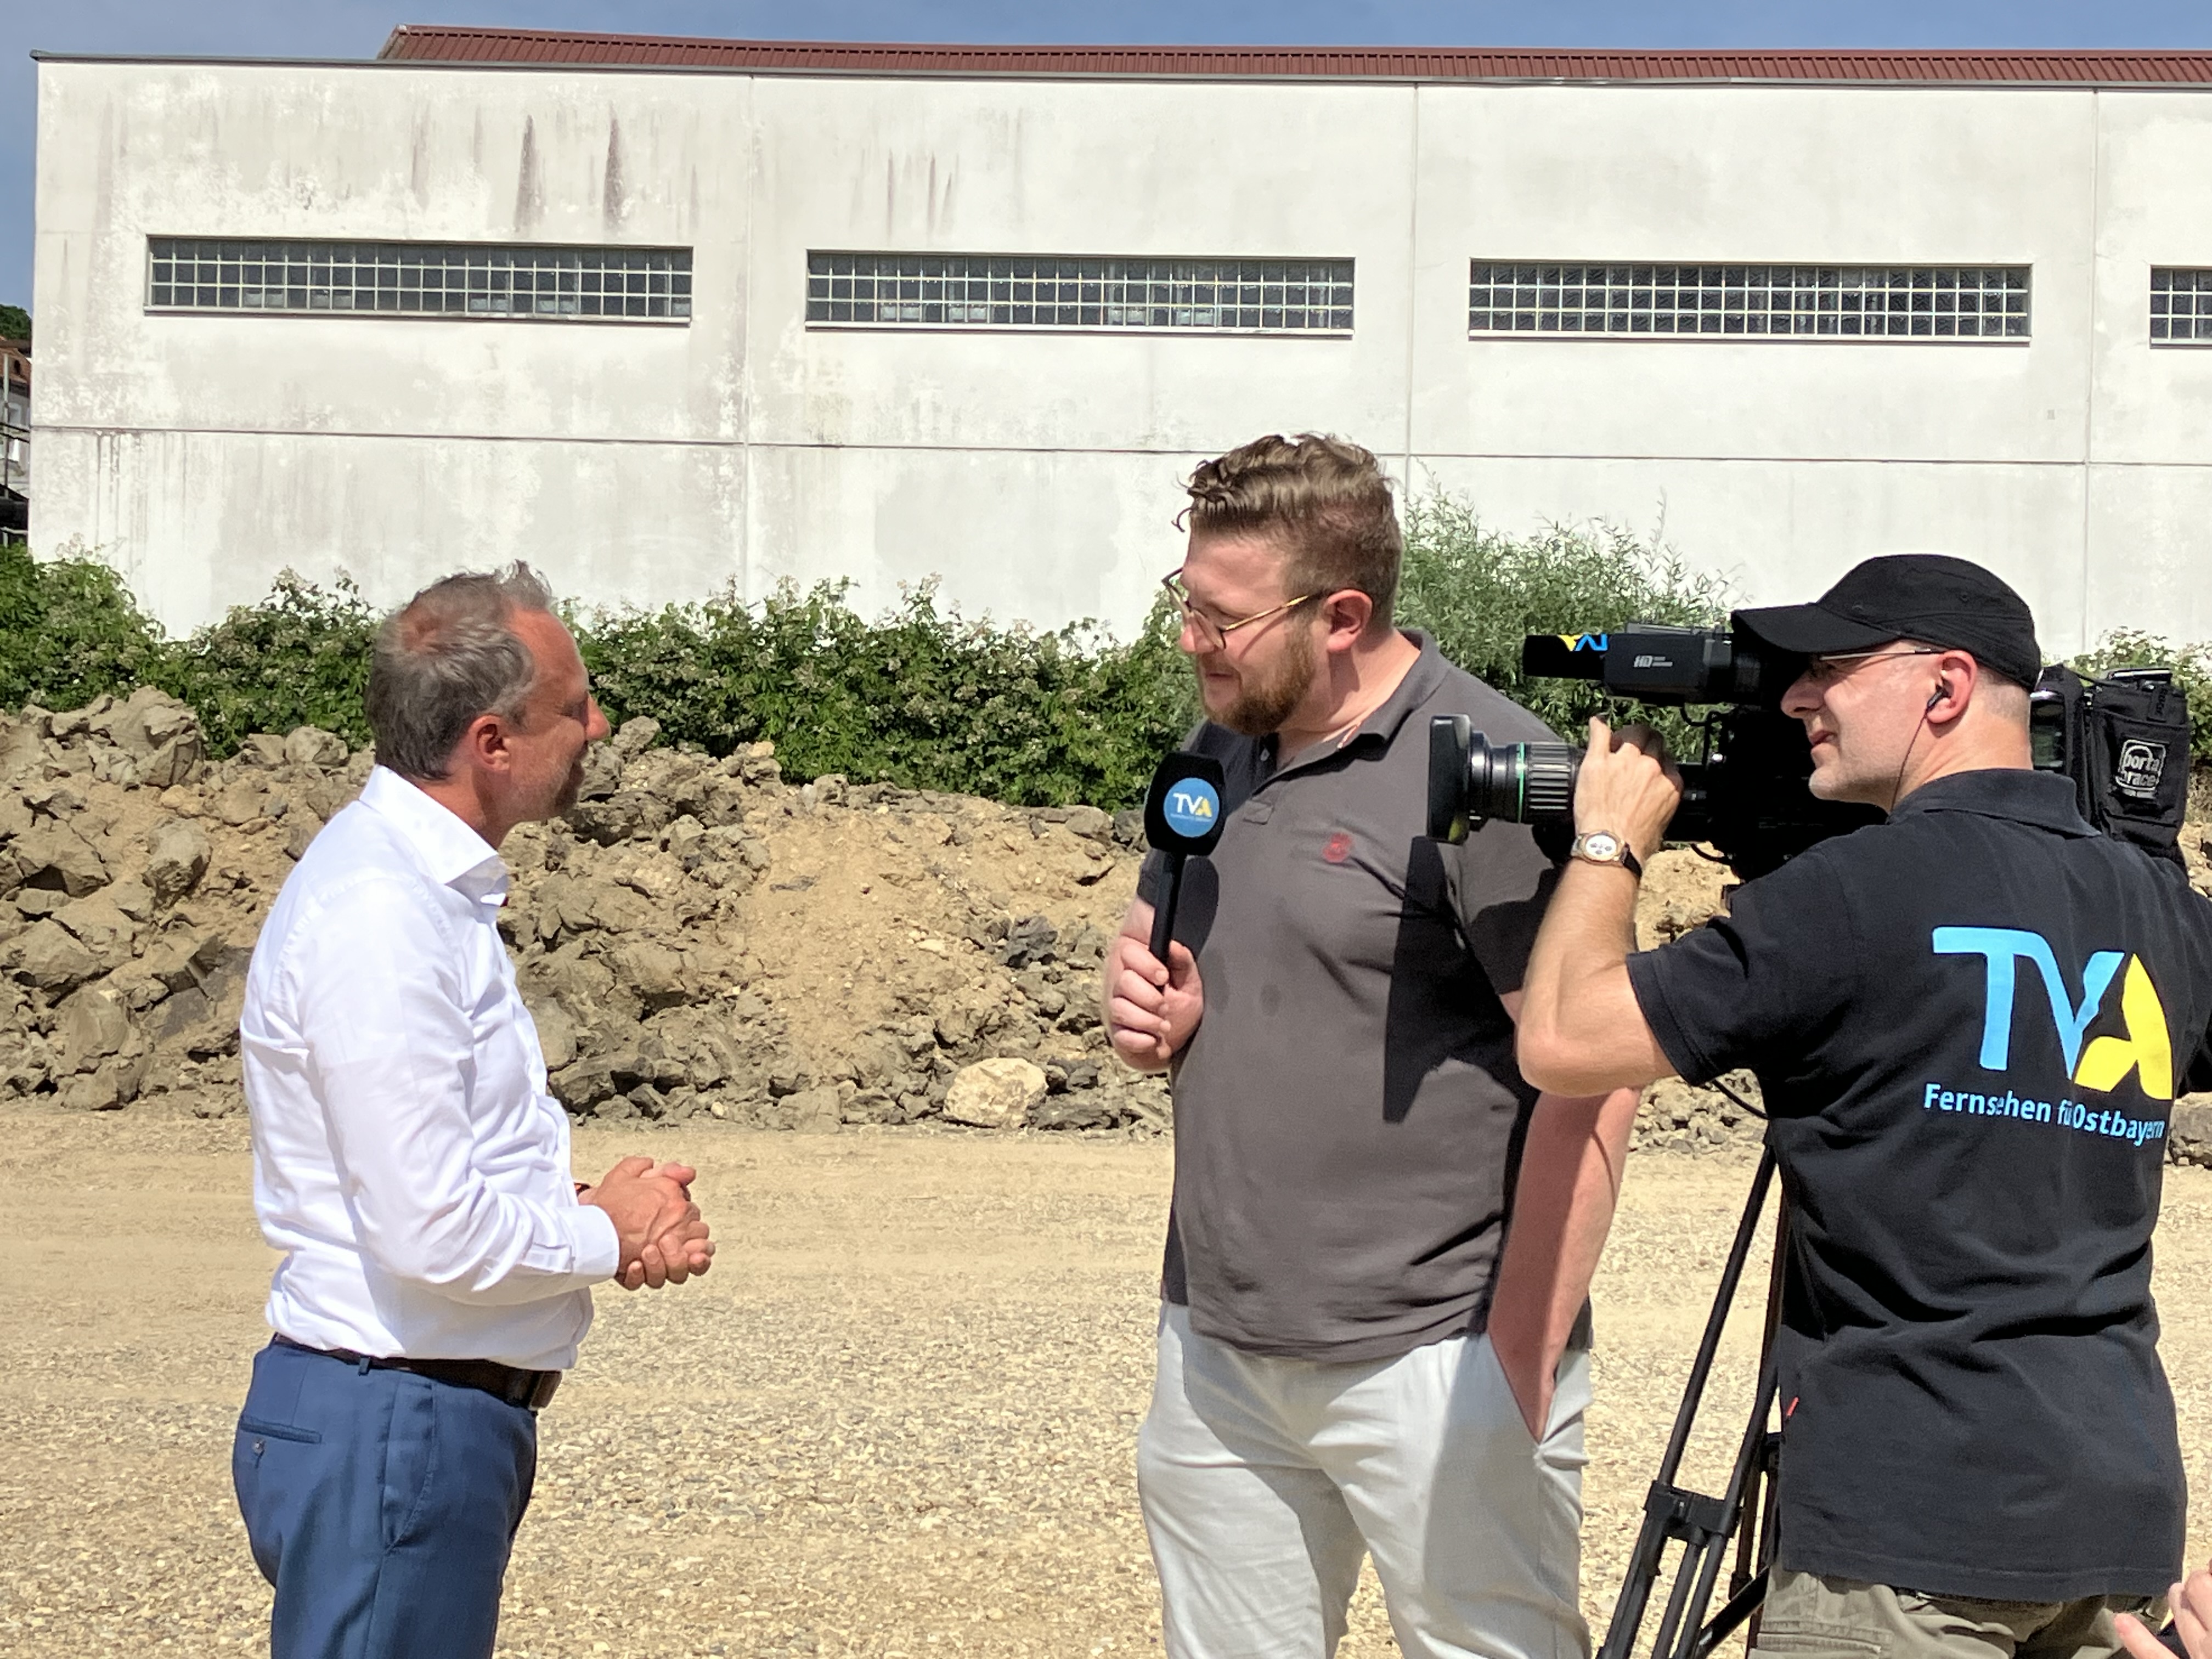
[
  {"xmin": 1468, "ymin": 263, "xmax": 2029, "ymax": 339},
  {"xmin": 2150, "ymin": 269, "xmax": 2212, "ymax": 343},
  {"xmin": 145, "ymin": 239, "xmax": 692, "ymax": 320},
  {"xmin": 805, "ymin": 253, "xmax": 1354, "ymax": 332}
]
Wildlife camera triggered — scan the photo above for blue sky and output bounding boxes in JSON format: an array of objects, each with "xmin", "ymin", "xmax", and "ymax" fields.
[{"xmin": 7, "ymin": 2, "xmax": 2212, "ymax": 312}]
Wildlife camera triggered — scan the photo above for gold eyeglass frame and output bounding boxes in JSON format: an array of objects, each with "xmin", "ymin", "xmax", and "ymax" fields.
[{"xmin": 1160, "ymin": 568, "xmax": 1320, "ymax": 651}]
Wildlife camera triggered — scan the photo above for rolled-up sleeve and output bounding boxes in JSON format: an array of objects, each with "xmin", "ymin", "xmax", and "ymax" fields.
[{"xmin": 295, "ymin": 876, "xmax": 619, "ymax": 1303}]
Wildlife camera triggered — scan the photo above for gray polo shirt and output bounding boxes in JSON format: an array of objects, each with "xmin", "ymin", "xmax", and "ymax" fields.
[{"xmin": 1138, "ymin": 631, "xmax": 1560, "ymax": 1363}]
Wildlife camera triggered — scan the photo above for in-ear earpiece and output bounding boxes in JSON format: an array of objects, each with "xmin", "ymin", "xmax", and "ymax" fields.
[{"xmin": 1926, "ymin": 683, "xmax": 1950, "ymax": 712}]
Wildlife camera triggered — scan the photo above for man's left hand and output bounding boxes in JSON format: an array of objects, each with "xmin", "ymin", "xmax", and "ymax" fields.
[
  {"xmin": 1487, "ymin": 1316, "xmax": 1553, "ymax": 1441},
  {"xmin": 1577, "ymin": 718, "xmax": 1684, "ymax": 865}
]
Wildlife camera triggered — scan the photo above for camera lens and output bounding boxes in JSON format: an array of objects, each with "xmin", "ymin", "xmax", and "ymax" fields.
[
  {"xmin": 1477, "ymin": 740, "xmax": 1579, "ymax": 825},
  {"xmin": 1428, "ymin": 718, "xmax": 1584, "ymax": 842}
]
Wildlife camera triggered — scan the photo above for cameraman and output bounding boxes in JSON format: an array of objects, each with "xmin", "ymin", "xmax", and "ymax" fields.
[{"xmin": 1517, "ymin": 554, "xmax": 2212, "ymax": 1659}]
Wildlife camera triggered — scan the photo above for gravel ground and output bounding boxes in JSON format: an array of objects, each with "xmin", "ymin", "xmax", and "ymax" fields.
[{"xmin": 6, "ymin": 1110, "xmax": 2212, "ymax": 1658}]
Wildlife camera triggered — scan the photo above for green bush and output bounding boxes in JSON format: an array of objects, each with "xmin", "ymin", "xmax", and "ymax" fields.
[
  {"xmin": 579, "ymin": 580, "xmax": 1195, "ymax": 807},
  {"xmin": 1396, "ymin": 497, "xmax": 1734, "ymax": 751},
  {"xmin": 0, "ymin": 541, "xmax": 166, "ymax": 713},
  {"xmin": 151, "ymin": 573, "xmax": 378, "ymax": 756},
  {"xmin": 12, "ymin": 496, "xmax": 2208, "ymax": 805}
]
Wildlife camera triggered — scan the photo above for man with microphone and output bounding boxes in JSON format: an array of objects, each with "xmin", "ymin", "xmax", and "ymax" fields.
[{"xmin": 1104, "ymin": 433, "xmax": 1639, "ymax": 1659}]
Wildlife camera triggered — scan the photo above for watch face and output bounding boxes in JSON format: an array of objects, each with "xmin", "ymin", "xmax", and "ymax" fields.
[{"xmin": 1582, "ymin": 832, "xmax": 1622, "ymax": 860}]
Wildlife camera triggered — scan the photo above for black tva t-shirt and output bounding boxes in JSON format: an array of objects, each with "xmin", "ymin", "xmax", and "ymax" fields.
[{"xmin": 1628, "ymin": 769, "xmax": 2212, "ymax": 1602}]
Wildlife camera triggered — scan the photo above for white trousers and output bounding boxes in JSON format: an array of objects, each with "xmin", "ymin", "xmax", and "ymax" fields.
[{"xmin": 1138, "ymin": 1302, "xmax": 1592, "ymax": 1659}]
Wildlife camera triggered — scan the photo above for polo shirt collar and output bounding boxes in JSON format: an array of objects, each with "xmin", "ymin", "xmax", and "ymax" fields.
[
  {"xmin": 1887, "ymin": 766, "xmax": 2095, "ymax": 838},
  {"xmin": 1273, "ymin": 630, "xmax": 1447, "ymax": 777},
  {"xmin": 359, "ymin": 765, "xmax": 511, "ymax": 904}
]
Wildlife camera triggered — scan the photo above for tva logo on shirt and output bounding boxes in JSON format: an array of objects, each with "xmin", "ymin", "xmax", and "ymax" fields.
[{"xmin": 1933, "ymin": 927, "xmax": 2174, "ymax": 1100}]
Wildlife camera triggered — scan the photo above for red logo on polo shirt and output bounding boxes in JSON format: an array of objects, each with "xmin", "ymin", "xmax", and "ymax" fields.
[{"xmin": 1323, "ymin": 832, "xmax": 1353, "ymax": 864}]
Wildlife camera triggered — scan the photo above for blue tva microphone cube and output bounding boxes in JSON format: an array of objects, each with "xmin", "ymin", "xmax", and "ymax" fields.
[{"xmin": 1143, "ymin": 751, "xmax": 1227, "ymax": 963}]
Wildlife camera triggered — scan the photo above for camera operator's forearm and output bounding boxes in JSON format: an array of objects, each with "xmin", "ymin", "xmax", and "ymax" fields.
[
  {"xmin": 1518, "ymin": 862, "xmax": 1673, "ymax": 1094},
  {"xmin": 1487, "ymin": 1084, "xmax": 1640, "ymax": 1437}
]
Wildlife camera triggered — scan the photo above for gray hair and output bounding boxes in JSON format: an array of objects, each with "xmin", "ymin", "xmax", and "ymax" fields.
[{"xmin": 366, "ymin": 563, "xmax": 558, "ymax": 782}]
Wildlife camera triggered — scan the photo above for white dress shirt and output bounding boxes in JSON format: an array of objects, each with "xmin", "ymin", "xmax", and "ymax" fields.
[{"xmin": 241, "ymin": 766, "xmax": 619, "ymax": 1370}]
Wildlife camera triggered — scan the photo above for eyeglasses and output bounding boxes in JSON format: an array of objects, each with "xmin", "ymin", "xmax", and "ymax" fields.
[
  {"xmin": 1160, "ymin": 568, "xmax": 1319, "ymax": 651},
  {"xmin": 1797, "ymin": 645, "xmax": 1944, "ymax": 688}
]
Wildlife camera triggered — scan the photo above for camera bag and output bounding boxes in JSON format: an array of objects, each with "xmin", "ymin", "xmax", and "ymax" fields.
[{"xmin": 2034, "ymin": 664, "xmax": 2192, "ymax": 864}]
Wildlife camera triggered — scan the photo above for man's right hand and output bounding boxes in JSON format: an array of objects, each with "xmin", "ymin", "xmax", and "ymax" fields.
[
  {"xmin": 583, "ymin": 1156, "xmax": 715, "ymax": 1291},
  {"xmin": 1105, "ymin": 924, "xmax": 1204, "ymax": 1072}
]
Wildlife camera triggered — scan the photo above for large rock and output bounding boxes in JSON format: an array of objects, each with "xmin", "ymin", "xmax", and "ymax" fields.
[
  {"xmin": 283, "ymin": 726, "xmax": 348, "ymax": 769},
  {"xmin": 104, "ymin": 687, "xmax": 205, "ymax": 787},
  {"xmin": 52, "ymin": 893, "xmax": 139, "ymax": 970},
  {"xmin": 55, "ymin": 984, "xmax": 133, "ymax": 1073},
  {"xmin": 1062, "ymin": 805, "xmax": 1114, "ymax": 843},
  {"xmin": 213, "ymin": 778, "xmax": 269, "ymax": 828},
  {"xmin": 144, "ymin": 819, "xmax": 213, "ymax": 906},
  {"xmin": 566, "ymin": 790, "xmax": 670, "ymax": 847},
  {"xmin": 526, "ymin": 998, "xmax": 579, "ymax": 1072},
  {"xmin": 785, "ymin": 1085, "xmax": 844, "ymax": 1133},
  {"xmin": 611, "ymin": 716, "xmax": 661, "ymax": 761},
  {"xmin": 608, "ymin": 940, "xmax": 687, "ymax": 1007},
  {"xmin": 0, "ymin": 714, "xmax": 44, "ymax": 784},
  {"xmin": 13, "ymin": 822, "xmax": 109, "ymax": 897},
  {"xmin": 7, "ymin": 919, "xmax": 100, "ymax": 994},
  {"xmin": 943, "ymin": 1058, "xmax": 1048, "ymax": 1130}
]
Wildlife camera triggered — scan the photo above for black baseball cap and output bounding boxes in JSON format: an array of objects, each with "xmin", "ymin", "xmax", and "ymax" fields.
[{"xmin": 1731, "ymin": 554, "xmax": 2044, "ymax": 690}]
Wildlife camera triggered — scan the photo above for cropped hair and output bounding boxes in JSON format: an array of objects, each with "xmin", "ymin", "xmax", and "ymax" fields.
[
  {"xmin": 366, "ymin": 564, "xmax": 556, "ymax": 782},
  {"xmin": 1181, "ymin": 433, "xmax": 1403, "ymax": 630}
]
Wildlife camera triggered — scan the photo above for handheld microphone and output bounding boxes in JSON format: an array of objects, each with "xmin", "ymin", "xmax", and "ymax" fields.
[{"xmin": 1142, "ymin": 751, "xmax": 1227, "ymax": 965}]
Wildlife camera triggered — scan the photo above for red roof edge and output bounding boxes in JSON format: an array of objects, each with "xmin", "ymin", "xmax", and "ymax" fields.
[{"xmin": 374, "ymin": 24, "xmax": 2212, "ymax": 85}]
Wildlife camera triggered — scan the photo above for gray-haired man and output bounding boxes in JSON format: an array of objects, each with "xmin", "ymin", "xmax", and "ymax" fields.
[{"xmin": 232, "ymin": 566, "xmax": 714, "ymax": 1659}]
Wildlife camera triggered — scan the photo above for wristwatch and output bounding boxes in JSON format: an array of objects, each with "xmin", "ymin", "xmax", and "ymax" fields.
[{"xmin": 1570, "ymin": 830, "xmax": 1643, "ymax": 878}]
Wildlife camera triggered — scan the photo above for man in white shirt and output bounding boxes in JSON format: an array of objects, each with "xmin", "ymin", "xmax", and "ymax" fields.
[{"xmin": 232, "ymin": 565, "xmax": 714, "ymax": 1659}]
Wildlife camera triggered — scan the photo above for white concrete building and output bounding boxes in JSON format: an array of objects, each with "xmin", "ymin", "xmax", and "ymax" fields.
[{"xmin": 30, "ymin": 30, "xmax": 2212, "ymax": 653}]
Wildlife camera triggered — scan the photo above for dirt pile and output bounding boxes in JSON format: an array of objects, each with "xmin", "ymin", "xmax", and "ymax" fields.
[
  {"xmin": 4, "ymin": 686, "xmax": 2205, "ymax": 1155},
  {"xmin": 0, "ymin": 691, "xmax": 1166, "ymax": 1133}
]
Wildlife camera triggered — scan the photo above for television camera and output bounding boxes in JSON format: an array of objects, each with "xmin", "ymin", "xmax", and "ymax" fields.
[{"xmin": 1427, "ymin": 624, "xmax": 2191, "ymax": 879}]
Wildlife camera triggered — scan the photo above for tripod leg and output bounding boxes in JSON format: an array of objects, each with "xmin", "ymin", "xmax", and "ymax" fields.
[
  {"xmin": 1597, "ymin": 1154, "xmax": 1778, "ymax": 1659},
  {"xmin": 1729, "ymin": 1202, "xmax": 1792, "ymax": 1657}
]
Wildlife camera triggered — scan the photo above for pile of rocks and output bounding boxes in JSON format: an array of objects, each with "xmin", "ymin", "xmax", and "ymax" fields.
[{"xmin": 0, "ymin": 689, "xmax": 1169, "ymax": 1133}]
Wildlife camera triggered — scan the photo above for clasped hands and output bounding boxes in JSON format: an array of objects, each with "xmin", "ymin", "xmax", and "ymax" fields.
[{"xmin": 582, "ymin": 1155, "xmax": 716, "ymax": 1291}]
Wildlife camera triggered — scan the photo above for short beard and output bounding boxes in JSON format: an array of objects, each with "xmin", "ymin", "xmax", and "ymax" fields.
[
  {"xmin": 1210, "ymin": 634, "xmax": 1320, "ymax": 738},
  {"xmin": 550, "ymin": 754, "xmax": 588, "ymax": 816}
]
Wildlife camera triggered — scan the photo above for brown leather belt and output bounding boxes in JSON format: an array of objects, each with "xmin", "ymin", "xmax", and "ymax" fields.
[{"xmin": 274, "ymin": 1334, "xmax": 562, "ymax": 1412}]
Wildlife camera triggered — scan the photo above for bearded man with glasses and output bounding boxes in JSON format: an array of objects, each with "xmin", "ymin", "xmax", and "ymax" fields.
[{"xmin": 1103, "ymin": 432, "xmax": 1640, "ymax": 1659}]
